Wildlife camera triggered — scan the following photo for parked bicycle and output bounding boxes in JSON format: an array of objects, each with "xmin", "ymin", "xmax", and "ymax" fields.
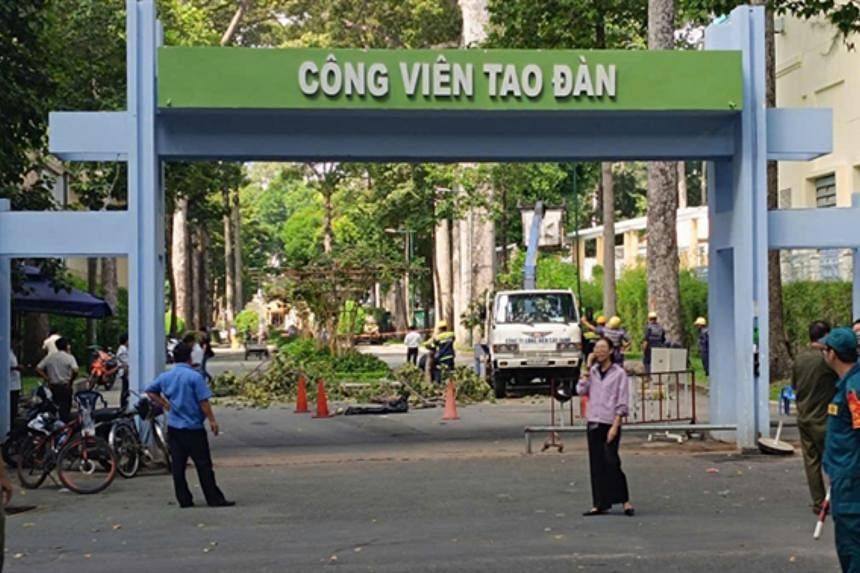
[
  {"xmin": 106, "ymin": 392, "xmax": 172, "ymax": 478},
  {"xmin": 16, "ymin": 390, "xmax": 117, "ymax": 494},
  {"xmin": 2, "ymin": 384, "xmax": 57, "ymax": 468}
]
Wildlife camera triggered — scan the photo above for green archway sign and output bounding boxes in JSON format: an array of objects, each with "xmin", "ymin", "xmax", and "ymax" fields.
[{"xmin": 159, "ymin": 48, "xmax": 742, "ymax": 111}]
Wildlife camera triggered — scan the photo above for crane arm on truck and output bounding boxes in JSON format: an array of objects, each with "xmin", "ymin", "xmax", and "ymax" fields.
[{"xmin": 523, "ymin": 201, "xmax": 544, "ymax": 290}]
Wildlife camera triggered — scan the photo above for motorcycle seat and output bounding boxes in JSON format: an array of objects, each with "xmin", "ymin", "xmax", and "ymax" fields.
[{"xmin": 92, "ymin": 408, "xmax": 126, "ymax": 423}]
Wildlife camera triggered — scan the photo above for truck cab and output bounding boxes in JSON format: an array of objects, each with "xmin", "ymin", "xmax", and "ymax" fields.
[{"xmin": 487, "ymin": 289, "xmax": 583, "ymax": 399}]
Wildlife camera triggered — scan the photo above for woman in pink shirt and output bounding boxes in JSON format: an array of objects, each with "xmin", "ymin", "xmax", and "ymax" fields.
[{"xmin": 576, "ymin": 337, "xmax": 635, "ymax": 516}]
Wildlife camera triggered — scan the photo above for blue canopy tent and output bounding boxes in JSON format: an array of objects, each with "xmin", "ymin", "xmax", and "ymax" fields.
[{"xmin": 13, "ymin": 266, "xmax": 112, "ymax": 319}]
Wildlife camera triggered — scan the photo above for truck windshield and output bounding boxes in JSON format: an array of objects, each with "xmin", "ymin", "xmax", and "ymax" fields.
[{"xmin": 494, "ymin": 293, "xmax": 576, "ymax": 324}]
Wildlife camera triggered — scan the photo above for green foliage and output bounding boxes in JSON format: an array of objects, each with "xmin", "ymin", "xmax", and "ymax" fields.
[
  {"xmin": 235, "ymin": 309, "xmax": 260, "ymax": 338},
  {"xmin": 338, "ymin": 300, "xmax": 367, "ymax": 336},
  {"xmin": 782, "ymin": 281, "xmax": 853, "ymax": 352},
  {"xmin": 0, "ymin": 0, "xmax": 56, "ymax": 209},
  {"xmin": 165, "ymin": 312, "xmax": 185, "ymax": 336}
]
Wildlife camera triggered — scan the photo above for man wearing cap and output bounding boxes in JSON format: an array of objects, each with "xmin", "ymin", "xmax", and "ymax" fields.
[
  {"xmin": 820, "ymin": 327, "xmax": 860, "ymax": 572},
  {"xmin": 642, "ymin": 312, "xmax": 666, "ymax": 374},
  {"xmin": 695, "ymin": 318, "xmax": 709, "ymax": 377},
  {"xmin": 792, "ymin": 320, "xmax": 838, "ymax": 514}
]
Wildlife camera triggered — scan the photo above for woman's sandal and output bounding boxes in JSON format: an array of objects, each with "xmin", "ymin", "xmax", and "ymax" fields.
[
  {"xmin": 582, "ymin": 508, "xmax": 608, "ymax": 516},
  {"xmin": 624, "ymin": 507, "xmax": 635, "ymax": 516}
]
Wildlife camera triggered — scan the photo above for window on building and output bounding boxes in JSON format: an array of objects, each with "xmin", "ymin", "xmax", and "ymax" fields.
[
  {"xmin": 585, "ymin": 239, "xmax": 596, "ymax": 257},
  {"xmin": 815, "ymin": 175, "xmax": 836, "ymax": 208}
]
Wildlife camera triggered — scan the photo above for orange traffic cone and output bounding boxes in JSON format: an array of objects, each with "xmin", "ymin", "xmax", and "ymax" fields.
[
  {"xmin": 313, "ymin": 378, "xmax": 332, "ymax": 418},
  {"xmin": 295, "ymin": 374, "xmax": 309, "ymax": 413},
  {"xmin": 442, "ymin": 380, "xmax": 460, "ymax": 420}
]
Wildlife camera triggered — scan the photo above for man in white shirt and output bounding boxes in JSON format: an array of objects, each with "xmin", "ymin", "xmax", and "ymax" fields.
[
  {"xmin": 116, "ymin": 333, "xmax": 129, "ymax": 409},
  {"xmin": 404, "ymin": 326, "xmax": 422, "ymax": 366},
  {"xmin": 36, "ymin": 337, "xmax": 78, "ymax": 420},
  {"xmin": 42, "ymin": 330, "xmax": 60, "ymax": 356}
]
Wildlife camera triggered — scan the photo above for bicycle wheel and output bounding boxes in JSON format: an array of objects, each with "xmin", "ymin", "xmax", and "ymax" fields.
[
  {"xmin": 110, "ymin": 423, "xmax": 140, "ymax": 479},
  {"xmin": 16, "ymin": 438, "xmax": 50, "ymax": 489},
  {"xmin": 57, "ymin": 435, "xmax": 117, "ymax": 494}
]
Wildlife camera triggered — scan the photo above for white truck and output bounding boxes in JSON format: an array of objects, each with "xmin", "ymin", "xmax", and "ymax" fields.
[{"xmin": 486, "ymin": 288, "xmax": 583, "ymax": 399}]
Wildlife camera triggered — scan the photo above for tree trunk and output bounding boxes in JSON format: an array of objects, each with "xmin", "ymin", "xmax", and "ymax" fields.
[
  {"xmin": 220, "ymin": 0, "xmax": 250, "ymax": 46},
  {"xmin": 458, "ymin": 0, "xmax": 489, "ymax": 47},
  {"xmin": 100, "ymin": 257, "xmax": 118, "ymax": 316},
  {"xmin": 456, "ymin": 0, "xmax": 493, "ymax": 346},
  {"xmin": 195, "ymin": 227, "xmax": 210, "ymax": 330},
  {"xmin": 87, "ymin": 258, "xmax": 98, "ymax": 345},
  {"xmin": 500, "ymin": 185, "xmax": 509, "ymax": 273},
  {"xmin": 231, "ymin": 192, "xmax": 243, "ymax": 311},
  {"xmin": 172, "ymin": 196, "xmax": 193, "ymax": 331},
  {"xmin": 756, "ymin": 0, "xmax": 793, "ymax": 378},
  {"xmin": 166, "ymin": 211, "xmax": 177, "ymax": 336},
  {"xmin": 647, "ymin": 0, "xmax": 683, "ymax": 343},
  {"xmin": 223, "ymin": 187, "xmax": 235, "ymax": 325},
  {"xmin": 601, "ymin": 162, "xmax": 617, "ymax": 317},
  {"xmin": 677, "ymin": 162, "xmax": 688, "ymax": 210},
  {"xmin": 23, "ymin": 313, "xmax": 49, "ymax": 365},
  {"xmin": 323, "ymin": 185, "xmax": 333, "ymax": 255},
  {"xmin": 433, "ymin": 217, "xmax": 453, "ymax": 326}
]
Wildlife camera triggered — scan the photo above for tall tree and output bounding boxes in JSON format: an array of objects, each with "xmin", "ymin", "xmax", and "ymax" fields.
[
  {"xmin": 601, "ymin": 163, "xmax": 617, "ymax": 316},
  {"xmin": 646, "ymin": 0, "xmax": 683, "ymax": 342},
  {"xmin": 0, "ymin": 0, "xmax": 53, "ymax": 203}
]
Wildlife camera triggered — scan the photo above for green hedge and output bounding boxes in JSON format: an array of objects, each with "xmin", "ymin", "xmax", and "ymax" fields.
[{"xmin": 783, "ymin": 281, "xmax": 853, "ymax": 351}]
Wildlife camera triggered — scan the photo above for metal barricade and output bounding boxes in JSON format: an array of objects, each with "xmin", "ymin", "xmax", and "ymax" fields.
[{"xmin": 627, "ymin": 369, "xmax": 697, "ymax": 425}]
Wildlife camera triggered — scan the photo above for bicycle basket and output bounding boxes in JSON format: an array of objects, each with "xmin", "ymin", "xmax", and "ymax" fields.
[{"xmin": 74, "ymin": 390, "xmax": 103, "ymax": 437}]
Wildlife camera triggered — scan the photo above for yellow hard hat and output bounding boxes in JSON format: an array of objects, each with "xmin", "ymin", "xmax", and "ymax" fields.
[
  {"xmin": 596, "ymin": 315, "xmax": 607, "ymax": 325},
  {"xmin": 437, "ymin": 320, "xmax": 448, "ymax": 330},
  {"xmin": 695, "ymin": 317, "xmax": 707, "ymax": 327},
  {"xmin": 648, "ymin": 311, "xmax": 657, "ymax": 320},
  {"xmin": 608, "ymin": 316, "xmax": 622, "ymax": 329}
]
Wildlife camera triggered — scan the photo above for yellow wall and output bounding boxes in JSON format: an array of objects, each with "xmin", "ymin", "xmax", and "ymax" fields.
[
  {"xmin": 776, "ymin": 14, "xmax": 860, "ymax": 208},
  {"xmin": 65, "ymin": 257, "xmax": 129, "ymax": 289}
]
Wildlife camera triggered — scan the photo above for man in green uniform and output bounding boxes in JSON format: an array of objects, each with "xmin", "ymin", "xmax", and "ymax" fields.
[
  {"xmin": 793, "ymin": 320, "xmax": 838, "ymax": 513},
  {"xmin": 821, "ymin": 327, "xmax": 860, "ymax": 572}
]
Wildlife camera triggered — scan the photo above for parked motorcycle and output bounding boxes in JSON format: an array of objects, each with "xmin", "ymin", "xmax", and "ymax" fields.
[{"xmin": 87, "ymin": 346, "xmax": 119, "ymax": 391}]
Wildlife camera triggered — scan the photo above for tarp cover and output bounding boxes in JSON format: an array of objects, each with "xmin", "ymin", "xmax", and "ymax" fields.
[{"xmin": 13, "ymin": 266, "xmax": 112, "ymax": 319}]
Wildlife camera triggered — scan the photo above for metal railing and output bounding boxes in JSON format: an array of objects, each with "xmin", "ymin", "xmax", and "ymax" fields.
[{"xmin": 627, "ymin": 369, "xmax": 697, "ymax": 425}]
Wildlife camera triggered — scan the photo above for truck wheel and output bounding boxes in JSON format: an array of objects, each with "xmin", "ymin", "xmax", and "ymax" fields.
[{"xmin": 493, "ymin": 373, "xmax": 507, "ymax": 399}]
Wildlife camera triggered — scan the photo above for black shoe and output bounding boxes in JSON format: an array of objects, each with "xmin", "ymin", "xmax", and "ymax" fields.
[
  {"xmin": 624, "ymin": 507, "xmax": 635, "ymax": 516},
  {"xmin": 179, "ymin": 502, "xmax": 195, "ymax": 509},
  {"xmin": 208, "ymin": 500, "xmax": 235, "ymax": 507},
  {"xmin": 583, "ymin": 508, "xmax": 608, "ymax": 516}
]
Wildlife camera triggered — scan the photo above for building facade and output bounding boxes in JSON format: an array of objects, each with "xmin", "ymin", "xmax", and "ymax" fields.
[{"xmin": 775, "ymin": 13, "xmax": 859, "ymax": 282}]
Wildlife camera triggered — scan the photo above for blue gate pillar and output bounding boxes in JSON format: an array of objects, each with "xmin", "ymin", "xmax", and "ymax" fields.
[
  {"xmin": 706, "ymin": 6, "xmax": 769, "ymax": 448},
  {"xmin": 0, "ymin": 200, "xmax": 10, "ymax": 434},
  {"xmin": 127, "ymin": 0, "xmax": 166, "ymax": 396},
  {"xmin": 854, "ymin": 194, "xmax": 860, "ymax": 320}
]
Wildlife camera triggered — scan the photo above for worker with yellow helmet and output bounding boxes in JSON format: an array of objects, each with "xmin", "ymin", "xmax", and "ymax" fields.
[
  {"xmin": 604, "ymin": 316, "xmax": 632, "ymax": 364},
  {"xmin": 695, "ymin": 317, "xmax": 709, "ymax": 376},
  {"xmin": 424, "ymin": 320, "xmax": 456, "ymax": 383},
  {"xmin": 642, "ymin": 311, "xmax": 667, "ymax": 374}
]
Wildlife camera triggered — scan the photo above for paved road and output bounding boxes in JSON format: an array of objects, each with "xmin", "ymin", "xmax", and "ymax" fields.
[{"xmin": 6, "ymin": 395, "xmax": 836, "ymax": 573}]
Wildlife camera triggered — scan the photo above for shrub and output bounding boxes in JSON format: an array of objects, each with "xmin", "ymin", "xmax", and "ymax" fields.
[{"xmin": 235, "ymin": 309, "xmax": 260, "ymax": 339}]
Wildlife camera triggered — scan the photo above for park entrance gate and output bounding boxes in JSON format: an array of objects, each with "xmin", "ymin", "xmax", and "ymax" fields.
[{"xmin": 0, "ymin": 2, "xmax": 852, "ymax": 449}]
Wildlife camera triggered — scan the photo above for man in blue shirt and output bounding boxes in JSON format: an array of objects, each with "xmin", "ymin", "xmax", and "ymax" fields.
[
  {"xmin": 820, "ymin": 327, "xmax": 860, "ymax": 572},
  {"xmin": 146, "ymin": 342, "xmax": 233, "ymax": 508}
]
